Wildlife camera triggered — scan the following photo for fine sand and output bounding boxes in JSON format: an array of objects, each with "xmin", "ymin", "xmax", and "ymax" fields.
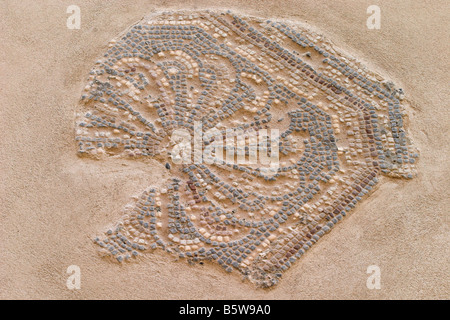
[{"xmin": 1, "ymin": 0, "xmax": 449, "ymax": 299}]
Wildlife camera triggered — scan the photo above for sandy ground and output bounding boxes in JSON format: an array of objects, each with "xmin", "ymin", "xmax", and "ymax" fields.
[{"xmin": 1, "ymin": 0, "xmax": 449, "ymax": 299}]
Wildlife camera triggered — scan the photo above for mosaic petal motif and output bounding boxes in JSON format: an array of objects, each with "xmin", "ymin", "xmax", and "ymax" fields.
[{"xmin": 75, "ymin": 11, "xmax": 418, "ymax": 287}]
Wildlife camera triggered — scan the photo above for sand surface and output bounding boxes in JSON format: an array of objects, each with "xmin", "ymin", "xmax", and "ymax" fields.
[{"xmin": 1, "ymin": 0, "xmax": 449, "ymax": 299}]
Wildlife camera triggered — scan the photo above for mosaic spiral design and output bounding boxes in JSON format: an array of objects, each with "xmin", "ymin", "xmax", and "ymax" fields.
[{"xmin": 75, "ymin": 11, "xmax": 418, "ymax": 287}]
